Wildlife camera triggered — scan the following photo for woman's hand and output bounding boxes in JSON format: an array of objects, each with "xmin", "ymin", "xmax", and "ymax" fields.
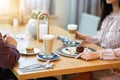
[
  {"xmin": 80, "ymin": 52, "xmax": 100, "ymax": 60},
  {"xmin": 75, "ymin": 31, "xmax": 86, "ymax": 40},
  {"xmin": 76, "ymin": 48, "xmax": 100, "ymax": 60}
]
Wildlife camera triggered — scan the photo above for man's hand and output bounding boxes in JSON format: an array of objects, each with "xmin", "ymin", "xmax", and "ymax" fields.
[
  {"xmin": 5, "ymin": 35, "xmax": 17, "ymax": 48},
  {"xmin": 0, "ymin": 33, "xmax": 3, "ymax": 42}
]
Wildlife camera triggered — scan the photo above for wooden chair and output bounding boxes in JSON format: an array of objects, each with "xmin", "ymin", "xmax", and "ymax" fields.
[{"xmin": 67, "ymin": 72, "xmax": 93, "ymax": 80}]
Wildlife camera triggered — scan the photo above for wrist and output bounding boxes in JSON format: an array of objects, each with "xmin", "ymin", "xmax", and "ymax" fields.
[
  {"xmin": 96, "ymin": 51, "xmax": 102, "ymax": 59},
  {"xmin": 113, "ymin": 49, "xmax": 120, "ymax": 57},
  {"xmin": 114, "ymin": 52, "xmax": 120, "ymax": 57},
  {"xmin": 9, "ymin": 44, "xmax": 17, "ymax": 48},
  {"xmin": 82, "ymin": 35, "xmax": 87, "ymax": 41}
]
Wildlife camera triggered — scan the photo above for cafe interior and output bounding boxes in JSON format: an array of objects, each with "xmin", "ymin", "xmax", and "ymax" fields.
[
  {"xmin": 1, "ymin": 0, "xmax": 120, "ymax": 80},
  {"xmin": 0, "ymin": 0, "xmax": 100, "ymax": 32}
]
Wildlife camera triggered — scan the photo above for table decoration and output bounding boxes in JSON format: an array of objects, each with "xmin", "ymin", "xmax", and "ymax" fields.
[{"xmin": 26, "ymin": 9, "xmax": 50, "ymax": 40}]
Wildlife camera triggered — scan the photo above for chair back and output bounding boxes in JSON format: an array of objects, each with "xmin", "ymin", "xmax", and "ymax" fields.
[{"xmin": 78, "ymin": 13, "xmax": 100, "ymax": 36}]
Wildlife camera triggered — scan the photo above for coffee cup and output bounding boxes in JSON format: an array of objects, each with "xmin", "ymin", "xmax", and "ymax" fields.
[
  {"xmin": 67, "ymin": 24, "xmax": 77, "ymax": 42},
  {"xmin": 43, "ymin": 34, "xmax": 54, "ymax": 58}
]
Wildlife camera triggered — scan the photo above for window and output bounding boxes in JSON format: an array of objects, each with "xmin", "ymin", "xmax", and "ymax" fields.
[
  {"xmin": 20, "ymin": 0, "xmax": 51, "ymax": 24},
  {"xmin": 0, "ymin": 0, "xmax": 53, "ymax": 24},
  {"xmin": 0, "ymin": 0, "xmax": 10, "ymax": 15}
]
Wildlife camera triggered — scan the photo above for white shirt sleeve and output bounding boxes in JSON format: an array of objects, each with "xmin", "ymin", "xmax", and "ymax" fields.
[{"xmin": 98, "ymin": 48, "xmax": 120, "ymax": 60}]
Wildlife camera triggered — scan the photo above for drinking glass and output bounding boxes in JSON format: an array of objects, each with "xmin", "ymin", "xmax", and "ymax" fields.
[
  {"xmin": 43, "ymin": 34, "xmax": 54, "ymax": 58},
  {"xmin": 67, "ymin": 24, "xmax": 78, "ymax": 42}
]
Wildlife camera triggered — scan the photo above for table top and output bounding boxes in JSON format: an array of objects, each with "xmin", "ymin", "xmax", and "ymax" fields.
[{"xmin": 1, "ymin": 24, "xmax": 120, "ymax": 80}]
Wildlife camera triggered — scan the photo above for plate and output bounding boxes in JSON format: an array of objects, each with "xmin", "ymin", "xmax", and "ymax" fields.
[
  {"xmin": 19, "ymin": 48, "xmax": 40, "ymax": 55},
  {"xmin": 56, "ymin": 46, "xmax": 96, "ymax": 58},
  {"xmin": 37, "ymin": 53, "xmax": 60, "ymax": 61}
]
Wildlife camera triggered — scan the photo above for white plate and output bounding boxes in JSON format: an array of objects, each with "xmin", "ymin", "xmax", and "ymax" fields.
[
  {"xmin": 62, "ymin": 47, "xmax": 76, "ymax": 55},
  {"xmin": 56, "ymin": 46, "xmax": 78, "ymax": 58},
  {"xmin": 19, "ymin": 48, "xmax": 40, "ymax": 55},
  {"xmin": 56, "ymin": 46, "xmax": 96, "ymax": 58}
]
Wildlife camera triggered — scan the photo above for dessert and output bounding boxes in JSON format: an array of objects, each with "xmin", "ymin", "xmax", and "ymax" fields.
[
  {"xmin": 76, "ymin": 46, "xmax": 84, "ymax": 54},
  {"xmin": 65, "ymin": 47, "xmax": 76, "ymax": 54},
  {"xmin": 26, "ymin": 47, "xmax": 34, "ymax": 53}
]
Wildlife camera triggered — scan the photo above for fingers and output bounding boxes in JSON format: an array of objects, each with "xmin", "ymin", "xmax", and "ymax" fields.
[
  {"xmin": 75, "ymin": 52, "xmax": 95, "ymax": 60},
  {"xmin": 75, "ymin": 52, "xmax": 85, "ymax": 59},
  {"xmin": 81, "ymin": 52, "xmax": 100, "ymax": 60},
  {"xmin": 81, "ymin": 53, "xmax": 90, "ymax": 60},
  {"xmin": 75, "ymin": 31, "xmax": 82, "ymax": 40},
  {"xmin": 3, "ymin": 34, "xmax": 7, "ymax": 38},
  {"xmin": 6, "ymin": 36, "xmax": 17, "ymax": 48},
  {"xmin": 0, "ymin": 33, "xmax": 7, "ymax": 41},
  {"xmin": 0, "ymin": 33, "xmax": 3, "ymax": 41},
  {"xmin": 0, "ymin": 33, "xmax": 2, "ymax": 38},
  {"xmin": 75, "ymin": 47, "xmax": 90, "ymax": 59},
  {"xmin": 0, "ymin": 33, "xmax": 15, "ymax": 43}
]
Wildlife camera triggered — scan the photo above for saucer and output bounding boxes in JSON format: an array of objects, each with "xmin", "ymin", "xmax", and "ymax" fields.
[
  {"xmin": 37, "ymin": 53, "xmax": 60, "ymax": 61},
  {"xmin": 57, "ymin": 36, "xmax": 81, "ymax": 46},
  {"xmin": 19, "ymin": 48, "xmax": 40, "ymax": 55},
  {"xmin": 63, "ymin": 41, "xmax": 80, "ymax": 46}
]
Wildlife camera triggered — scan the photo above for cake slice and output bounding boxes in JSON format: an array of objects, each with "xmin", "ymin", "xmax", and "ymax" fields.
[{"xmin": 26, "ymin": 47, "xmax": 34, "ymax": 53}]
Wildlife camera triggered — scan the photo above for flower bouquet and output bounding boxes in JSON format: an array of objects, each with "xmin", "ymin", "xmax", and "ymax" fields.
[{"xmin": 31, "ymin": 9, "xmax": 45, "ymax": 19}]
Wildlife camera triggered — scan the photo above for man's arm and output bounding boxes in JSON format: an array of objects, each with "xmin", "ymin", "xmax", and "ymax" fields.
[
  {"xmin": 0, "ymin": 41, "xmax": 20, "ymax": 69},
  {"xmin": 0, "ymin": 34, "xmax": 20, "ymax": 69}
]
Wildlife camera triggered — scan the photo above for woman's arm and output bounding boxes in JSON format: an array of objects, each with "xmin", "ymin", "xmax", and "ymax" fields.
[
  {"xmin": 96, "ymin": 48, "xmax": 120, "ymax": 60},
  {"xmin": 85, "ymin": 35, "xmax": 99, "ymax": 44},
  {"xmin": 113, "ymin": 48, "xmax": 120, "ymax": 58},
  {"xmin": 76, "ymin": 48, "xmax": 120, "ymax": 60},
  {"xmin": 76, "ymin": 31, "xmax": 99, "ymax": 44}
]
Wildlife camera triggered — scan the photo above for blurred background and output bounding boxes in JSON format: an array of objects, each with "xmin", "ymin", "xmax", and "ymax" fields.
[{"xmin": 0, "ymin": 0, "xmax": 101, "ymax": 29}]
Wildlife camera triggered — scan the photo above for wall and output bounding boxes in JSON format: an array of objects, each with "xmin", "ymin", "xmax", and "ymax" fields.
[{"xmin": 54, "ymin": 0, "xmax": 70, "ymax": 29}]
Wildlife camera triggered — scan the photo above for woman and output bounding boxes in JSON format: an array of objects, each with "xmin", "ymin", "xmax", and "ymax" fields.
[{"xmin": 74, "ymin": 0, "xmax": 120, "ymax": 80}]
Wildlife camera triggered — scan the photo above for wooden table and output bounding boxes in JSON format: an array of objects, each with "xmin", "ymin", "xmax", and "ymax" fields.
[{"xmin": 1, "ymin": 24, "xmax": 120, "ymax": 80}]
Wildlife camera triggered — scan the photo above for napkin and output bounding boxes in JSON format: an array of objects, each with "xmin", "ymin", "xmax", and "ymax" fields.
[{"xmin": 19, "ymin": 63, "xmax": 53, "ymax": 73}]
